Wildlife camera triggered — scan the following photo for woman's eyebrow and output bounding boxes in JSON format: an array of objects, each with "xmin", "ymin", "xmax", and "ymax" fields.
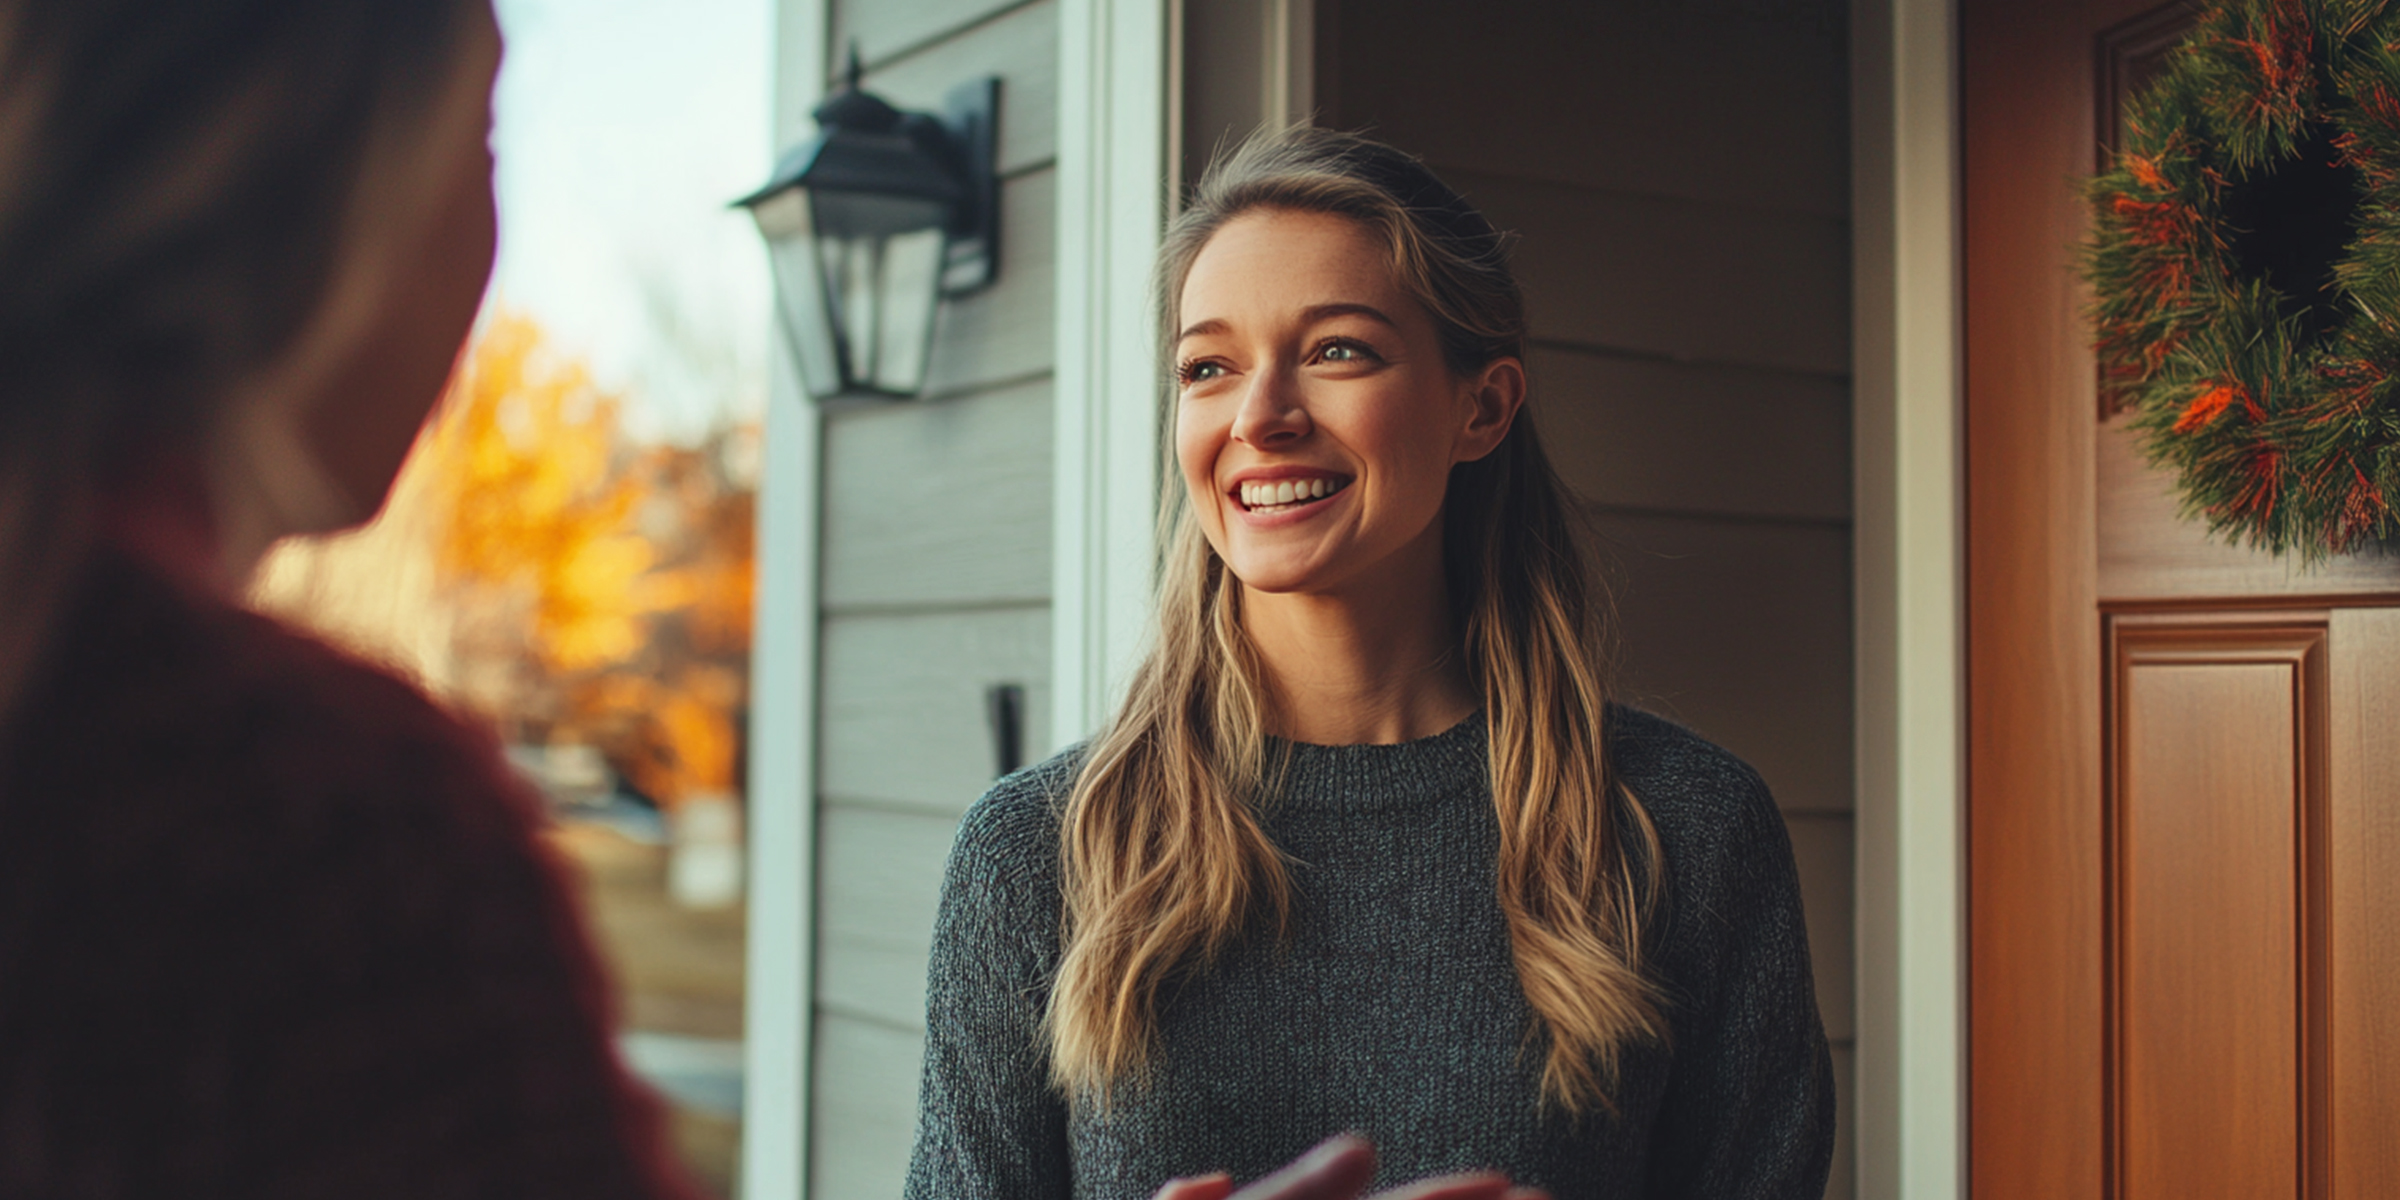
[
  {"xmin": 1177, "ymin": 317, "xmax": 1228, "ymax": 343},
  {"xmin": 1299, "ymin": 302, "xmax": 1399, "ymax": 329},
  {"xmin": 1177, "ymin": 303, "xmax": 1399, "ymax": 345}
]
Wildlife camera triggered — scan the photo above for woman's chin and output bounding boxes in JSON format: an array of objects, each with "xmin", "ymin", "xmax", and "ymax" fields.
[{"xmin": 1221, "ymin": 550, "xmax": 1345, "ymax": 598}]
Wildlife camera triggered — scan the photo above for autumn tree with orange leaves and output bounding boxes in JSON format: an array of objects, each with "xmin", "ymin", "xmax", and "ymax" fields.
[
  {"xmin": 425, "ymin": 309, "xmax": 755, "ymax": 808},
  {"xmin": 263, "ymin": 308, "xmax": 756, "ymax": 810}
]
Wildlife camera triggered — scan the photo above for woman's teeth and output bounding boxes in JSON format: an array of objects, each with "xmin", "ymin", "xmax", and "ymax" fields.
[{"xmin": 1238, "ymin": 477, "xmax": 1346, "ymax": 512}]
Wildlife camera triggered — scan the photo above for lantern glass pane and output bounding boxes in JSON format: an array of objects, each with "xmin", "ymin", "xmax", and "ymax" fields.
[
  {"xmin": 748, "ymin": 189, "xmax": 843, "ymax": 398},
  {"xmin": 824, "ymin": 233, "xmax": 878, "ymax": 386},
  {"xmin": 871, "ymin": 228, "xmax": 944, "ymax": 395}
]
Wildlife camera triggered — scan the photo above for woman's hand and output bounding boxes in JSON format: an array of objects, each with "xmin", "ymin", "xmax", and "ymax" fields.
[{"xmin": 1152, "ymin": 1134, "xmax": 1548, "ymax": 1200}]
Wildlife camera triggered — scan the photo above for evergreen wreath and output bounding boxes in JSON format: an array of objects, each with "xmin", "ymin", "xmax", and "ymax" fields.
[{"xmin": 2086, "ymin": 0, "xmax": 2400, "ymax": 559}]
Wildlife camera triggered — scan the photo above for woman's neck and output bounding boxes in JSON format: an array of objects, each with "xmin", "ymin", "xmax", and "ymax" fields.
[{"xmin": 1240, "ymin": 531, "xmax": 1477, "ymax": 746}]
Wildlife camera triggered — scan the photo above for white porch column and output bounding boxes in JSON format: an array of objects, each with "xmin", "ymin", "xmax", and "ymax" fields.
[
  {"xmin": 742, "ymin": 0, "xmax": 827, "ymax": 1195},
  {"xmin": 1850, "ymin": 0, "xmax": 1964, "ymax": 1197},
  {"xmin": 1051, "ymin": 0, "xmax": 1177, "ymax": 748}
]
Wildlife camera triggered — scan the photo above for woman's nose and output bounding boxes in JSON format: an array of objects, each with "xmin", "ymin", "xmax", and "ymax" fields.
[{"xmin": 1230, "ymin": 366, "xmax": 1310, "ymax": 447}]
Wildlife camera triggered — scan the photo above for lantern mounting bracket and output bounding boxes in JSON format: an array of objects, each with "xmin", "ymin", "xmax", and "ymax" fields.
[{"xmin": 937, "ymin": 77, "xmax": 1000, "ymax": 296}]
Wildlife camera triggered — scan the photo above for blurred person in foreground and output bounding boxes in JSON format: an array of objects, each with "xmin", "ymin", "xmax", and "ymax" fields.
[
  {"xmin": 0, "ymin": 3, "xmax": 1526, "ymax": 1197},
  {"xmin": 0, "ymin": 1, "xmax": 706, "ymax": 1195}
]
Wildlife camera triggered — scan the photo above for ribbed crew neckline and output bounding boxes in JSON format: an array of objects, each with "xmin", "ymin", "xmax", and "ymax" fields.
[{"xmin": 1264, "ymin": 710, "xmax": 1488, "ymax": 813}]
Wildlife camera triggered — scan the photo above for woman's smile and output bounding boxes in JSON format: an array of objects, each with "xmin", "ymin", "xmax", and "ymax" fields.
[{"xmin": 1229, "ymin": 469, "xmax": 1354, "ymax": 520}]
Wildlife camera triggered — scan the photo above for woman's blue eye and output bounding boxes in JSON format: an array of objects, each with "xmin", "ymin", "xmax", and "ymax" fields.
[
  {"xmin": 1177, "ymin": 359, "xmax": 1224, "ymax": 385},
  {"xmin": 1317, "ymin": 339, "xmax": 1375, "ymax": 364}
]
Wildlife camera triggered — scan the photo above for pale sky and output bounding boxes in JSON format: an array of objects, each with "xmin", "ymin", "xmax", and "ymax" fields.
[{"xmin": 489, "ymin": 0, "xmax": 775, "ymax": 443}]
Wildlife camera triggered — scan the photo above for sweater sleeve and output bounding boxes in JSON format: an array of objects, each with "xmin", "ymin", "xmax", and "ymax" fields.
[
  {"xmin": 0, "ymin": 576, "xmax": 701, "ymax": 1200},
  {"xmin": 1640, "ymin": 763, "xmax": 1837, "ymax": 1200},
  {"xmin": 236, "ymin": 762, "xmax": 704, "ymax": 1200},
  {"xmin": 904, "ymin": 790, "xmax": 1074, "ymax": 1200},
  {"xmin": 220, "ymin": 664, "xmax": 705, "ymax": 1200}
]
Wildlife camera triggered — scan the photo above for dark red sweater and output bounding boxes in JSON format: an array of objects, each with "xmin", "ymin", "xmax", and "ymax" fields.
[{"xmin": 0, "ymin": 554, "xmax": 703, "ymax": 1199}]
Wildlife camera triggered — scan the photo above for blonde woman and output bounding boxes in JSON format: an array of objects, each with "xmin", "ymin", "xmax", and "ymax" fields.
[{"xmin": 906, "ymin": 127, "xmax": 1835, "ymax": 1199}]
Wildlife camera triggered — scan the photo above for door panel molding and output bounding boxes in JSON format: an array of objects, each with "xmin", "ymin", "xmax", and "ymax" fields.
[{"xmin": 2104, "ymin": 617, "xmax": 2330, "ymax": 1200}]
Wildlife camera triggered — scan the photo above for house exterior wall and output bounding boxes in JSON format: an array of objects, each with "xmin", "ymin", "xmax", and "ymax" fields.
[
  {"xmin": 793, "ymin": 1, "xmax": 1061, "ymax": 1196},
  {"xmin": 1320, "ymin": 3, "xmax": 1856, "ymax": 1195}
]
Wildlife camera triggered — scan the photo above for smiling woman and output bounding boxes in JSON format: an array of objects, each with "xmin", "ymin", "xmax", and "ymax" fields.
[{"xmin": 905, "ymin": 127, "xmax": 1837, "ymax": 1200}]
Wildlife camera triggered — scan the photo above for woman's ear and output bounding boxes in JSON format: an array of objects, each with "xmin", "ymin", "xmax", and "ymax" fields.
[{"xmin": 1454, "ymin": 356, "xmax": 1525, "ymax": 464}]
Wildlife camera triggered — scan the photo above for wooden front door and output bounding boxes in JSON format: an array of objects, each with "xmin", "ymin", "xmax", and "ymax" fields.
[{"xmin": 1963, "ymin": 2, "xmax": 2400, "ymax": 1197}]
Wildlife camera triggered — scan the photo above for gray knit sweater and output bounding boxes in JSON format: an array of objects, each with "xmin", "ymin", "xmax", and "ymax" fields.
[{"xmin": 903, "ymin": 707, "xmax": 1835, "ymax": 1200}]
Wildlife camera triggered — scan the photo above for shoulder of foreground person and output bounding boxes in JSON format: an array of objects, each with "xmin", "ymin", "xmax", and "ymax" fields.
[{"xmin": 0, "ymin": 557, "xmax": 701, "ymax": 1200}]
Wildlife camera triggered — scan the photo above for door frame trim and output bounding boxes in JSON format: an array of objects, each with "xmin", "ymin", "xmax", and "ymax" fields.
[
  {"xmin": 1051, "ymin": 0, "xmax": 1179, "ymax": 748},
  {"xmin": 1852, "ymin": 0, "xmax": 1967, "ymax": 1196}
]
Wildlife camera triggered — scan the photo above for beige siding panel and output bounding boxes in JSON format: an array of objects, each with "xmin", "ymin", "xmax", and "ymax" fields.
[
  {"xmin": 863, "ymin": 0, "xmax": 1057, "ymax": 176},
  {"xmin": 1594, "ymin": 512, "xmax": 1852, "ymax": 816},
  {"xmin": 810, "ymin": 1012, "xmax": 925, "ymax": 1200},
  {"xmin": 1786, "ymin": 812, "xmax": 1855, "ymax": 1043},
  {"xmin": 819, "ymin": 605, "xmax": 1051, "ymax": 813},
  {"xmin": 1530, "ymin": 345, "xmax": 1850, "ymax": 523},
  {"xmin": 1327, "ymin": 0, "xmax": 1847, "ymax": 219},
  {"xmin": 1454, "ymin": 170, "xmax": 1849, "ymax": 378},
  {"xmin": 1178, "ymin": 0, "xmax": 1269, "ymax": 187},
  {"xmin": 820, "ymin": 938, "xmax": 942, "ymax": 1034},
  {"xmin": 920, "ymin": 166, "xmax": 1055, "ymax": 397},
  {"xmin": 834, "ymin": 0, "xmax": 1028, "ymax": 77},
  {"xmin": 823, "ymin": 377, "xmax": 1052, "ymax": 610},
  {"xmin": 815, "ymin": 802, "xmax": 962, "ymax": 1029}
]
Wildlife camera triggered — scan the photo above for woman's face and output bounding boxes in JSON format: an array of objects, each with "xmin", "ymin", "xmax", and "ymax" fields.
[{"xmin": 1173, "ymin": 208, "xmax": 1521, "ymax": 598}]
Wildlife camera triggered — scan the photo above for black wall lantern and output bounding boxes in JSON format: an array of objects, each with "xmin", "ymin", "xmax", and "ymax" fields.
[{"xmin": 739, "ymin": 52, "xmax": 999, "ymax": 400}]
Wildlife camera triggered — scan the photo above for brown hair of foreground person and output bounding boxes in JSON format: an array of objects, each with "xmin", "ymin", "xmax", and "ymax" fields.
[
  {"xmin": 0, "ymin": 2, "xmax": 705, "ymax": 1194},
  {"xmin": 2, "ymin": 0, "xmax": 456, "ymax": 711}
]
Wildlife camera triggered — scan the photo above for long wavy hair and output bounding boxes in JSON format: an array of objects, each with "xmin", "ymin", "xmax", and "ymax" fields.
[
  {"xmin": 0, "ymin": 0, "xmax": 481, "ymax": 726},
  {"xmin": 1045, "ymin": 126, "xmax": 1669, "ymax": 1116}
]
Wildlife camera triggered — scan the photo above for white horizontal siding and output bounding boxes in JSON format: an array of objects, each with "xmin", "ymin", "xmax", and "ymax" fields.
[
  {"xmin": 818, "ymin": 604, "xmax": 1052, "ymax": 813},
  {"xmin": 862, "ymin": 0, "xmax": 1058, "ymax": 176},
  {"xmin": 810, "ymin": 1012, "xmax": 926, "ymax": 1200},
  {"xmin": 814, "ymin": 802, "xmax": 963, "ymax": 1029},
  {"xmin": 822, "ymin": 377, "xmax": 1053, "ymax": 610}
]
